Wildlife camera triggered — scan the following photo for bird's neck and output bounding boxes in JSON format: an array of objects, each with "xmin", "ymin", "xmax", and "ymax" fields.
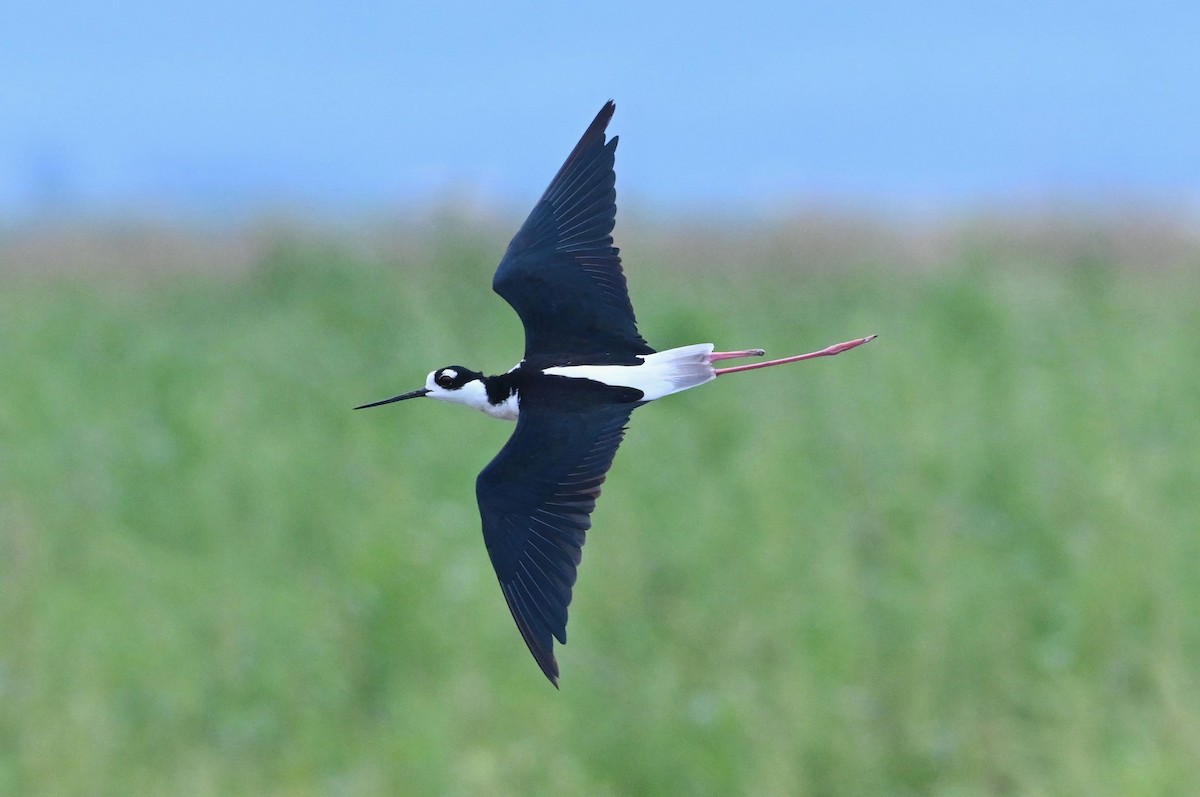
[
  {"xmin": 481, "ymin": 370, "xmax": 521, "ymax": 405},
  {"xmin": 458, "ymin": 370, "xmax": 519, "ymax": 421}
]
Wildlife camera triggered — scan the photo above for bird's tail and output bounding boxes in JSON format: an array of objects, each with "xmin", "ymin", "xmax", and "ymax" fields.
[{"xmin": 637, "ymin": 344, "xmax": 718, "ymax": 398}]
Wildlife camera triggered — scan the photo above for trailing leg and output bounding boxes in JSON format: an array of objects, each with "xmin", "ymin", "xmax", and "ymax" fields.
[{"xmin": 713, "ymin": 335, "xmax": 876, "ymax": 376}]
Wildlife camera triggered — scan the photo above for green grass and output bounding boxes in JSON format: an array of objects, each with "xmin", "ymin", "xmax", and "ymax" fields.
[{"xmin": 2, "ymin": 229, "xmax": 1199, "ymax": 795}]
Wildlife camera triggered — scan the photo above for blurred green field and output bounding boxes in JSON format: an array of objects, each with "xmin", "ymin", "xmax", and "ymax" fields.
[{"xmin": 2, "ymin": 225, "xmax": 1199, "ymax": 796}]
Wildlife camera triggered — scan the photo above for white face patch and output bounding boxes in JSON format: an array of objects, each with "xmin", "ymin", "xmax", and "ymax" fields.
[{"xmin": 422, "ymin": 371, "xmax": 518, "ymax": 421}]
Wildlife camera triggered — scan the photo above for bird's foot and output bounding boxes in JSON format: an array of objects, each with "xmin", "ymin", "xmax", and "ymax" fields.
[{"xmin": 708, "ymin": 348, "xmax": 766, "ymax": 363}]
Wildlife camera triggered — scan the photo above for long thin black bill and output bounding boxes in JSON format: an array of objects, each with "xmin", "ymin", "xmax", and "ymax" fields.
[{"xmin": 353, "ymin": 388, "xmax": 430, "ymax": 410}]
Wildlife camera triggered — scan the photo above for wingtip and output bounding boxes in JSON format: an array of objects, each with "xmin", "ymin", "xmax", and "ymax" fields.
[
  {"xmin": 540, "ymin": 655, "xmax": 561, "ymax": 688},
  {"xmin": 500, "ymin": 584, "xmax": 566, "ymax": 688},
  {"xmin": 591, "ymin": 100, "xmax": 616, "ymax": 135}
]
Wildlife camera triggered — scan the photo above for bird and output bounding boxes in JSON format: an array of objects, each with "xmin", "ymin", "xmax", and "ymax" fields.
[{"xmin": 356, "ymin": 101, "xmax": 875, "ymax": 686}]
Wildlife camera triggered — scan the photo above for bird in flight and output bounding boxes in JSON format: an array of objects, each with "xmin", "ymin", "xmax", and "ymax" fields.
[{"xmin": 356, "ymin": 101, "xmax": 874, "ymax": 686}]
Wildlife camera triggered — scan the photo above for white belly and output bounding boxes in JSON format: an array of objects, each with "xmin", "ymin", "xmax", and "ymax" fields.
[{"xmin": 542, "ymin": 343, "xmax": 716, "ymax": 401}]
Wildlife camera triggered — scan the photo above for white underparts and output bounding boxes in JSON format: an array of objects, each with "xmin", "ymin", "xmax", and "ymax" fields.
[{"xmin": 543, "ymin": 343, "xmax": 716, "ymax": 401}]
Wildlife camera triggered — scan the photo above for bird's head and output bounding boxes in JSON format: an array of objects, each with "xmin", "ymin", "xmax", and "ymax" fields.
[{"xmin": 354, "ymin": 365, "xmax": 488, "ymax": 411}]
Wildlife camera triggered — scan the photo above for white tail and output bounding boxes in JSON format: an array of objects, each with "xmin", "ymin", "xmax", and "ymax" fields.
[{"xmin": 637, "ymin": 344, "xmax": 719, "ymax": 398}]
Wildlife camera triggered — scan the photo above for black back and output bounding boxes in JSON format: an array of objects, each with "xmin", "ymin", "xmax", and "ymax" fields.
[
  {"xmin": 475, "ymin": 374, "xmax": 643, "ymax": 685},
  {"xmin": 493, "ymin": 101, "xmax": 655, "ymax": 369}
]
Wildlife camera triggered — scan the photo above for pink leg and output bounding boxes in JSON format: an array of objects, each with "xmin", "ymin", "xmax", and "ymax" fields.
[
  {"xmin": 713, "ymin": 335, "xmax": 876, "ymax": 376},
  {"xmin": 708, "ymin": 348, "xmax": 766, "ymax": 363}
]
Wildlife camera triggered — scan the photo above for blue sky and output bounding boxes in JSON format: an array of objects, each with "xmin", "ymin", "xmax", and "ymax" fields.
[{"xmin": 2, "ymin": 1, "xmax": 1198, "ymax": 218}]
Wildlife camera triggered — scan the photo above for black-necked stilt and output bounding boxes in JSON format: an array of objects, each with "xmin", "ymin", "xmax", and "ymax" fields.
[{"xmin": 356, "ymin": 101, "xmax": 875, "ymax": 686}]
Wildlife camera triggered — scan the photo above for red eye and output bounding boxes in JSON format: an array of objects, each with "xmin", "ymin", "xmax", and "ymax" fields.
[{"xmin": 436, "ymin": 373, "xmax": 455, "ymax": 388}]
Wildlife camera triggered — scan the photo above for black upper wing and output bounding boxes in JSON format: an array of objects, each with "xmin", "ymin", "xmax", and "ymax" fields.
[
  {"xmin": 475, "ymin": 376, "xmax": 642, "ymax": 686},
  {"xmin": 493, "ymin": 101, "xmax": 654, "ymax": 369}
]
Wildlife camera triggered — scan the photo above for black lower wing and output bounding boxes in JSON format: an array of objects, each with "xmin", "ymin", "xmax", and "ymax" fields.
[{"xmin": 475, "ymin": 376, "xmax": 642, "ymax": 686}]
